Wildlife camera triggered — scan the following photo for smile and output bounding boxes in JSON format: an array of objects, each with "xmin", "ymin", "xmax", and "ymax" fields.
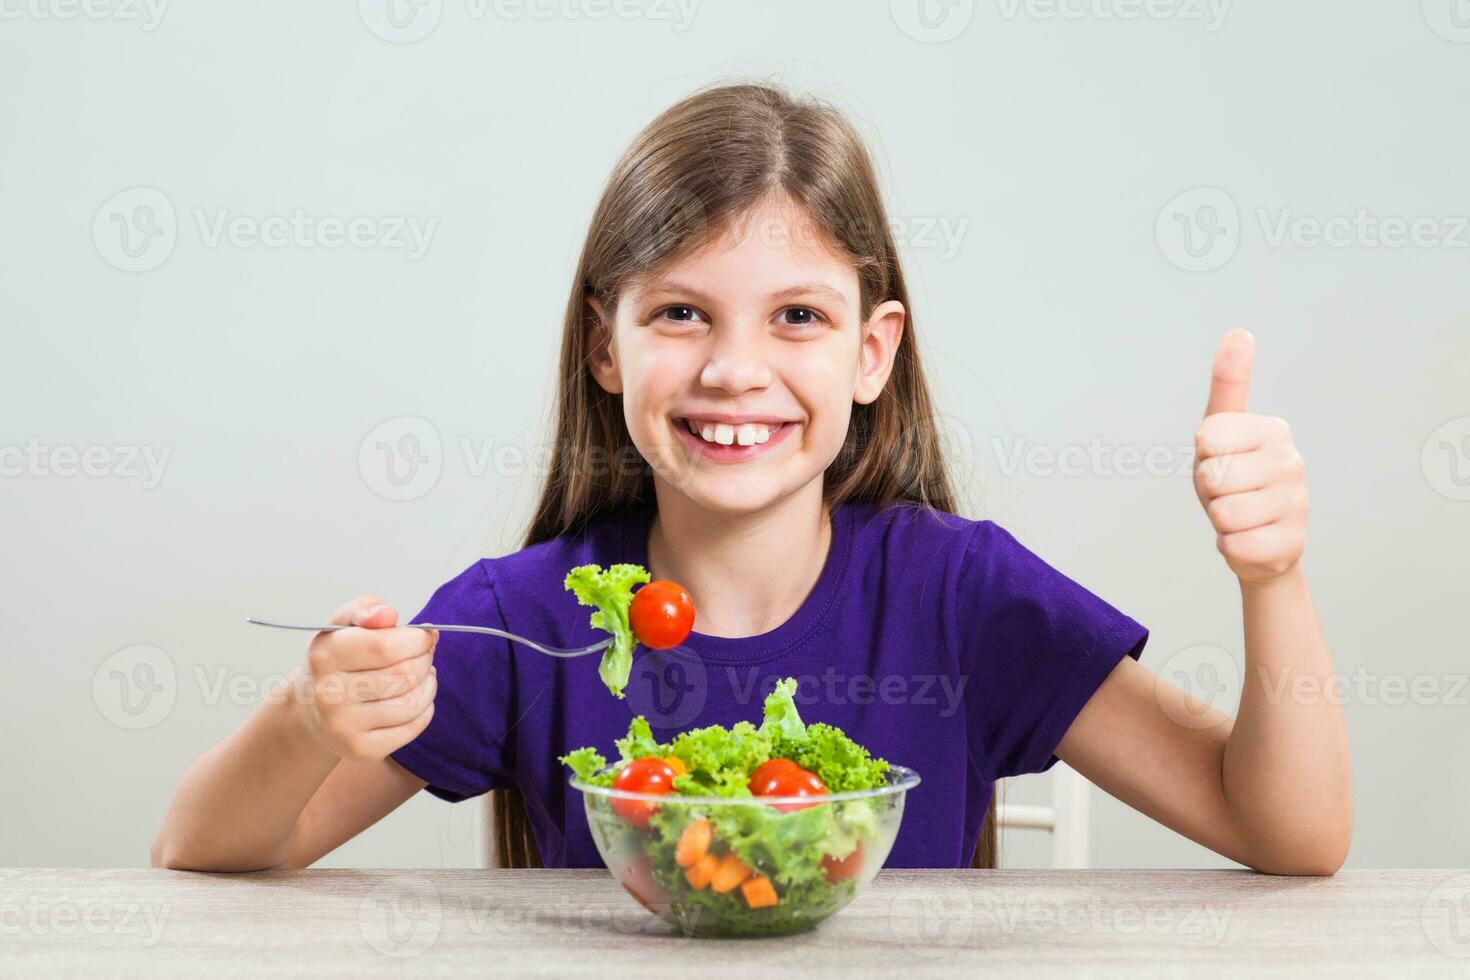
[{"xmin": 674, "ymin": 417, "xmax": 797, "ymax": 461}]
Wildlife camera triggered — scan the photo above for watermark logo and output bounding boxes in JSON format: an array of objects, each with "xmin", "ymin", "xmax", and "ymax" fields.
[
  {"xmin": 625, "ymin": 650, "xmax": 708, "ymax": 731},
  {"xmin": 1423, "ymin": 873, "xmax": 1470, "ymax": 958},
  {"xmin": 989, "ymin": 433, "xmax": 1199, "ymax": 480},
  {"xmin": 889, "ymin": 884, "xmax": 976, "ymax": 956},
  {"xmin": 93, "ymin": 187, "xmax": 177, "ymax": 273},
  {"xmin": 995, "ymin": 0, "xmax": 1231, "ymax": 30},
  {"xmin": 890, "ymin": 214, "xmax": 971, "ymax": 260},
  {"xmin": 1256, "ymin": 666, "xmax": 1469, "ymax": 709},
  {"xmin": 728, "ymin": 208, "xmax": 971, "ymax": 262},
  {"xmin": 0, "ymin": 897, "xmax": 170, "ymax": 944},
  {"xmin": 0, "ymin": 440, "xmax": 171, "ymax": 488},
  {"xmin": 359, "ymin": 0, "xmax": 699, "ymax": 40},
  {"xmin": 1156, "ymin": 187, "xmax": 1239, "ymax": 272},
  {"xmin": 1258, "ymin": 209, "xmax": 1469, "ymax": 250},
  {"xmin": 0, "ymin": 0, "xmax": 169, "ymax": 30},
  {"xmin": 487, "ymin": 0, "xmax": 699, "ymax": 30},
  {"xmin": 357, "ymin": 422, "xmax": 653, "ymax": 501},
  {"xmin": 1153, "ymin": 643, "xmax": 1239, "ymax": 730},
  {"xmin": 93, "ymin": 187, "xmax": 437, "ymax": 271},
  {"xmin": 192, "ymin": 208, "xmax": 436, "ymax": 258},
  {"xmin": 92, "ymin": 644, "xmax": 176, "ymax": 730},
  {"xmin": 974, "ymin": 893, "xmax": 1233, "ymax": 943},
  {"xmin": 358, "ymin": 876, "xmax": 442, "ymax": 958},
  {"xmin": 1422, "ymin": 417, "xmax": 1470, "ymax": 501},
  {"xmin": 359, "ymin": 0, "xmax": 443, "ymax": 42},
  {"xmin": 454, "ymin": 887, "xmax": 690, "ymax": 938},
  {"xmin": 1423, "ymin": 0, "xmax": 1470, "ymax": 43},
  {"xmin": 890, "ymin": 0, "xmax": 975, "ymax": 43},
  {"xmin": 1159, "ymin": 189, "xmax": 1469, "ymax": 272},
  {"xmin": 359, "ymin": 416, "xmax": 444, "ymax": 501}
]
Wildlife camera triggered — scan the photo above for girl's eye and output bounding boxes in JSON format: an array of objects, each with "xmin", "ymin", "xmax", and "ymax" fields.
[
  {"xmin": 656, "ymin": 305, "xmax": 704, "ymax": 324},
  {"xmin": 778, "ymin": 306, "xmax": 825, "ymax": 328}
]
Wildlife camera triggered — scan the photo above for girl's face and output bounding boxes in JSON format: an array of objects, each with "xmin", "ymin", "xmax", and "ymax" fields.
[{"xmin": 588, "ymin": 195, "xmax": 905, "ymax": 517}]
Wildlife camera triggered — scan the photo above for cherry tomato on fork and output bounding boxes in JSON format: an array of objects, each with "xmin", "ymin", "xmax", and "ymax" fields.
[
  {"xmin": 628, "ymin": 580, "xmax": 696, "ymax": 650},
  {"xmin": 610, "ymin": 757, "xmax": 678, "ymax": 829}
]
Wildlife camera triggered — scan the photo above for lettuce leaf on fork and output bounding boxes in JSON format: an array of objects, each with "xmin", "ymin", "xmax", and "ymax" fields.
[{"xmin": 564, "ymin": 563, "xmax": 651, "ymax": 698}]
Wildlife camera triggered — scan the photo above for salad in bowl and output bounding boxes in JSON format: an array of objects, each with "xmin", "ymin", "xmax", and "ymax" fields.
[{"xmin": 561, "ymin": 678, "xmax": 919, "ymax": 937}]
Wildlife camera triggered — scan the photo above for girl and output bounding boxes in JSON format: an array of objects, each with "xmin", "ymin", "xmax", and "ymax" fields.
[{"xmin": 153, "ymin": 83, "xmax": 1351, "ymax": 875}]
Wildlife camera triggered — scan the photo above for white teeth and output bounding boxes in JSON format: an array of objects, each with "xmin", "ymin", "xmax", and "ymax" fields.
[{"xmin": 688, "ymin": 420, "xmax": 777, "ymax": 447}]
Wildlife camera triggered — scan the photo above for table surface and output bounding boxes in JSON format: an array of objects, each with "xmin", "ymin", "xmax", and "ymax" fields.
[{"xmin": 4, "ymin": 868, "xmax": 1469, "ymax": 978}]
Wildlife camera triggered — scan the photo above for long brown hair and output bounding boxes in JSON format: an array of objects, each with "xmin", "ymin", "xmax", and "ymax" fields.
[{"xmin": 491, "ymin": 81, "xmax": 998, "ymax": 870}]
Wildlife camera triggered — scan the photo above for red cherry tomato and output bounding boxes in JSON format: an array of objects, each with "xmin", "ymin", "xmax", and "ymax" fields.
[
  {"xmin": 611, "ymin": 757, "xmax": 677, "ymax": 829},
  {"xmin": 615, "ymin": 854, "xmax": 669, "ymax": 913},
  {"xmin": 628, "ymin": 580, "xmax": 695, "ymax": 650},
  {"xmin": 749, "ymin": 760, "xmax": 827, "ymax": 813},
  {"xmin": 747, "ymin": 758, "xmax": 801, "ymax": 791},
  {"xmin": 822, "ymin": 843, "xmax": 863, "ymax": 883}
]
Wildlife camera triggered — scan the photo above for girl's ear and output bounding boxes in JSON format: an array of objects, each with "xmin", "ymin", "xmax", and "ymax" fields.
[
  {"xmin": 585, "ymin": 297, "xmax": 623, "ymax": 394},
  {"xmin": 853, "ymin": 299, "xmax": 905, "ymax": 405}
]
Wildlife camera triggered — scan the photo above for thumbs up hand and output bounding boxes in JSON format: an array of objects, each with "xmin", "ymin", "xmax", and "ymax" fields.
[{"xmin": 1194, "ymin": 330, "xmax": 1309, "ymax": 584}]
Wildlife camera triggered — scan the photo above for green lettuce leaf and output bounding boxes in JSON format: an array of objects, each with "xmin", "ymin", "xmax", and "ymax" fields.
[
  {"xmin": 558, "ymin": 747, "xmax": 611, "ymax": 786},
  {"xmin": 757, "ymin": 677, "xmax": 807, "ymax": 741},
  {"xmin": 770, "ymin": 722, "xmax": 890, "ymax": 793},
  {"xmin": 564, "ymin": 562, "xmax": 651, "ymax": 698},
  {"xmin": 614, "ymin": 715, "xmax": 665, "ymax": 763},
  {"xmin": 666, "ymin": 720, "xmax": 772, "ymax": 796}
]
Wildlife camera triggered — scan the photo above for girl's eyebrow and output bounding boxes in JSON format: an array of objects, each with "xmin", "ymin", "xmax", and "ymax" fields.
[
  {"xmin": 641, "ymin": 280, "xmax": 849, "ymax": 306},
  {"xmin": 768, "ymin": 283, "xmax": 849, "ymax": 306}
]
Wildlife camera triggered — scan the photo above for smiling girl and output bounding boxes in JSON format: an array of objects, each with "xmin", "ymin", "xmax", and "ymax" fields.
[{"xmin": 153, "ymin": 83, "xmax": 1351, "ymax": 875}]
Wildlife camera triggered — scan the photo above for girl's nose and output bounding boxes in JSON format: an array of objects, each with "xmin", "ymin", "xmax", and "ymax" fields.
[{"xmin": 699, "ymin": 327, "xmax": 773, "ymax": 395}]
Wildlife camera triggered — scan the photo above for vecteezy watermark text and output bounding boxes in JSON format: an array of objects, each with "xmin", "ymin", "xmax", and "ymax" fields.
[
  {"xmin": 995, "ymin": 0, "xmax": 1230, "ymax": 30},
  {"xmin": 1157, "ymin": 187, "xmax": 1470, "ymax": 272},
  {"xmin": 990, "ymin": 434, "xmax": 1199, "ymax": 479},
  {"xmin": 887, "ymin": 884, "xmax": 1234, "ymax": 958},
  {"xmin": 358, "ymin": 0, "xmax": 700, "ymax": 43},
  {"xmin": 0, "ymin": 0, "xmax": 168, "ymax": 30},
  {"xmin": 193, "ymin": 208, "xmax": 436, "ymax": 259},
  {"xmin": 0, "ymin": 897, "xmax": 170, "ymax": 945},
  {"xmin": 93, "ymin": 187, "xmax": 438, "ymax": 272},
  {"xmin": 726, "ymin": 668, "xmax": 969, "ymax": 717},
  {"xmin": 1, "ymin": 440, "xmax": 170, "ymax": 488}
]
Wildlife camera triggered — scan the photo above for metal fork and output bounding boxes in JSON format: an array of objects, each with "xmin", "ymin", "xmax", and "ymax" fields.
[{"xmin": 244, "ymin": 617, "xmax": 612, "ymax": 659}]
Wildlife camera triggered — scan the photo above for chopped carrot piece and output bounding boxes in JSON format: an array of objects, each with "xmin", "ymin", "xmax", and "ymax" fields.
[
  {"xmin": 710, "ymin": 852, "xmax": 751, "ymax": 894},
  {"xmin": 664, "ymin": 756, "xmax": 688, "ymax": 777},
  {"xmin": 684, "ymin": 853, "xmax": 719, "ymax": 890},
  {"xmin": 674, "ymin": 818, "xmax": 712, "ymax": 868},
  {"xmin": 740, "ymin": 875, "xmax": 778, "ymax": 909}
]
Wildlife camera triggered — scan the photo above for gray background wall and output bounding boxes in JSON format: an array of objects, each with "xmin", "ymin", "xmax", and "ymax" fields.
[{"xmin": 2, "ymin": 0, "xmax": 1466, "ymax": 871}]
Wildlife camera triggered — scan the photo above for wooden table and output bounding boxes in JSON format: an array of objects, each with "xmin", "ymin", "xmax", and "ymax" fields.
[{"xmin": 3, "ymin": 868, "xmax": 1468, "ymax": 977}]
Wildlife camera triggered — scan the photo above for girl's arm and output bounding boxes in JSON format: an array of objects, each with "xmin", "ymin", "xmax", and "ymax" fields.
[
  {"xmin": 1057, "ymin": 331, "xmax": 1352, "ymax": 875},
  {"xmin": 151, "ymin": 598, "xmax": 436, "ymax": 871}
]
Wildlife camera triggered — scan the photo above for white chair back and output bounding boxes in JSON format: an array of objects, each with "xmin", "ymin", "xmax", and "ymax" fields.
[{"xmin": 995, "ymin": 762, "xmax": 1091, "ymax": 868}]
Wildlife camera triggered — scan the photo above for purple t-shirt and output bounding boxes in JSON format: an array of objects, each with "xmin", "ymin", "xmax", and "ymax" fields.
[{"xmin": 391, "ymin": 501, "xmax": 1147, "ymax": 868}]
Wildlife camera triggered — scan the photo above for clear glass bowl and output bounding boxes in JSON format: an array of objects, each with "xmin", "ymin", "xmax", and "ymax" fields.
[{"xmin": 571, "ymin": 766, "xmax": 920, "ymax": 937}]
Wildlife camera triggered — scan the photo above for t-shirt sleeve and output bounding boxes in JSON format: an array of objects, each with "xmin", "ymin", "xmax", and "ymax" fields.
[
  {"xmin": 390, "ymin": 560, "xmax": 518, "ymax": 802},
  {"xmin": 959, "ymin": 521, "xmax": 1148, "ymax": 783}
]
